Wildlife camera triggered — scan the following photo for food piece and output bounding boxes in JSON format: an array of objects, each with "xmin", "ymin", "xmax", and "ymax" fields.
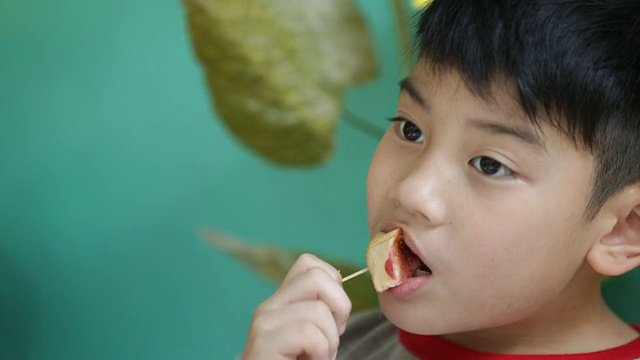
[{"xmin": 365, "ymin": 228, "xmax": 428, "ymax": 292}]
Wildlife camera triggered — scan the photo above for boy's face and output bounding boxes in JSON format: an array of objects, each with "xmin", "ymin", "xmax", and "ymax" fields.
[{"xmin": 366, "ymin": 62, "xmax": 603, "ymax": 336}]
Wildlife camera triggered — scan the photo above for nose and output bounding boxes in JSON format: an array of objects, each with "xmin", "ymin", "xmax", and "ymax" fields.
[{"xmin": 390, "ymin": 156, "xmax": 448, "ymax": 226}]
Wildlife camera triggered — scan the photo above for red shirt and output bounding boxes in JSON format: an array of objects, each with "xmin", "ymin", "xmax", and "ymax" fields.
[{"xmin": 400, "ymin": 325, "xmax": 640, "ymax": 359}]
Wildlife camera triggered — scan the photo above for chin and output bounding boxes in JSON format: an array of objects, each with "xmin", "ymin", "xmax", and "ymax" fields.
[
  {"xmin": 378, "ymin": 296, "xmax": 445, "ymax": 335},
  {"xmin": 379, "ymin": 295, "xmax": 492, "ymax": 336}
]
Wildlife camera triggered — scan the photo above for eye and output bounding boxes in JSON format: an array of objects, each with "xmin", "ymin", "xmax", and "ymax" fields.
[
  {"xmin": 388, "ymin": 117, "xmax": 424, "ymax": 143},
  {"xmin": 470, "ymin": 156, "xmax": 514, "ymax": 177}
]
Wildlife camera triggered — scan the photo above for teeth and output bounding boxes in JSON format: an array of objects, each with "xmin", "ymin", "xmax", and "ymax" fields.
[{"xmin": 413, "ymin": 268, "xmax": 431, "ymax": 277}]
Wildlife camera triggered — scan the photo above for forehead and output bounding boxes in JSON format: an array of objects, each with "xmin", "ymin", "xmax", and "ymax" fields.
[
  {"xmin": 406, "ymin": 61, "xmax": 524, "ymax": 119},
  {"xmin": 406, "ymin": 60, "xmax": 590, "ymax": 152},
  {"xmin": 403, "ymin": 62, "xmax": 548, "ymax": 144}
]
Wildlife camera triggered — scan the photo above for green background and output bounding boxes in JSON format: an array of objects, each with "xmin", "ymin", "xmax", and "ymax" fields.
[{"xmin": 1, "ymin": 1, "xmax": 638, "ymax": 359}]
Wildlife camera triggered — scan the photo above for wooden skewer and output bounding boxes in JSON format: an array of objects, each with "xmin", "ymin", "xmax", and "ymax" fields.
[{"xmin": 341, "ymin": 268, "xmax": 369, "ymax": 283}]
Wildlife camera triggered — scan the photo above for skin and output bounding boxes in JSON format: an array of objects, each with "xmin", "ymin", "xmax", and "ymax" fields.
[
  {"xmin": 368, "ymin": 62, "xmax": 638, "ymax": 353},
  {"xmin": 242, "ymin": 62, "xmax": 640, "ymax": 359}
]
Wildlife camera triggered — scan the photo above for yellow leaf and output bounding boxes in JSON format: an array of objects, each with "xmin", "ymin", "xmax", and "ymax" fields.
[
  {"xmin": 183, "ymin": 0, "xmax": 378, "ymax": 165},
  {"xmin": 203, "ymin": 228, "xmax": 379, "ymax": 313},
  {"xmin": 413, "ymin": 0, "xmax": 434, "ymax": 9}
]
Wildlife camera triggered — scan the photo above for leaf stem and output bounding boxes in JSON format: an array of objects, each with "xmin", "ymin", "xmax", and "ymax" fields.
[
  {"xmin": 342, "ymin": 109, "xmax": 386, "ymax": 139},
  {"xmin": 392, "ymin": 0, "xmax": 413, "ymax": 75}
]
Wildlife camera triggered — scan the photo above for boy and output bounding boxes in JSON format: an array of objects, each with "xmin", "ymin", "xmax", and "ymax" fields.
[{"xmin": 242, "ymin": 0, "xmax": 640, "ymax": 358}]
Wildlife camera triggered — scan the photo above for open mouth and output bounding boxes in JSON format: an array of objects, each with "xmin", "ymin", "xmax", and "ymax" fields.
[
  {"xmin": 396, "ymin": 234, "xmax": 431, "ymax": 278},
  {"xmin": 367, "ymin": 227, "xmax": 431, "ymax": 292}
]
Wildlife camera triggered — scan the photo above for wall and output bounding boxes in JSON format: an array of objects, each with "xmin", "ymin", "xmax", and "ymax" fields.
[{"xmin": 1, "ymin": 1, "xmax": 637, "ymax": 359}]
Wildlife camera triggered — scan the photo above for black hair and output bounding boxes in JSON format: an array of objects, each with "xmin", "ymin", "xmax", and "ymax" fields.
[{"xmin": 414, "ymin": 0, "xmax": 640, "ymax": 218}]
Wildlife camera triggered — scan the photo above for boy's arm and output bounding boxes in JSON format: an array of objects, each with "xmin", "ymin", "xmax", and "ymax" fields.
[{"xmin": 242, "ymin": 254, "xmax": 352, "ymax": 360}]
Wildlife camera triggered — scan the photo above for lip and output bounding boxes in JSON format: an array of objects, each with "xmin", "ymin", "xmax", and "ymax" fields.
[{"xmin": 385, "ymin": 273, "xmax": 431, "ymax": 298}]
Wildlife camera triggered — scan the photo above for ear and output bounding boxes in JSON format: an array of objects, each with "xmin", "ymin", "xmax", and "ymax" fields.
[{"xmin": 587, "ymin": 185, "xmax": 640, "ymax": 276}]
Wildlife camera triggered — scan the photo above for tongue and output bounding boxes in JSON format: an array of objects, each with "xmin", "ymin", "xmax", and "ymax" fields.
[{"xmin": 386, "ymin": 236, "xmax": 424, "ymax": 281}]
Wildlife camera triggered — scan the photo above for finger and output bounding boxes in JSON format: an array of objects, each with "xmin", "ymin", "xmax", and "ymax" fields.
[
  {"xmin": 263, "ymin": 267, "xmax": 351, "ymax": 334},
  {"xmin": 281, "ymin": 320, "xmax": 331, "ymax": 360},
  {"xmin": 246, "ymin": 301, "xmax": 339, "ymax": 360},
  {"xmin": 275, "ymin": 301, "xmax": 340, "ymax": 358},
  {"xmin": 282, "ymin": 253, "xmax": 342, "ymax": 285}
]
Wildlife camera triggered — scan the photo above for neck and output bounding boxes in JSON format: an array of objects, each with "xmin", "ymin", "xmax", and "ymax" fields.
[{"xmin": 442, "ymin": 266, "xmax": 638, "ymax": 354}]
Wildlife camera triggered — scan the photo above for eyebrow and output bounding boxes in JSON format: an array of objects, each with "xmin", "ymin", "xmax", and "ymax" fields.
[
  {"xmin": 399, "ymin": 78, "xmax": 427, "ymax": 107},
  {"xmin": 470, "ymin": 120, "xmax": 545, "ymax": 150},
  {"xmin": 399, "ymin": 77, "xmax": 545, "ymax": 150}
]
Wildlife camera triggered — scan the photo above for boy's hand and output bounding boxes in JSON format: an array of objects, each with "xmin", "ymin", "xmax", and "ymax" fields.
[{"xmin": 242, "ymin": 254, "xmax": 352, "ymax": 360}]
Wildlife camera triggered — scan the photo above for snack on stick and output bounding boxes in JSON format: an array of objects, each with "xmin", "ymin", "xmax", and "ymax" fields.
[{"xmin": 365, "ymin": 228, "xmax": 426, "ymax": 292}]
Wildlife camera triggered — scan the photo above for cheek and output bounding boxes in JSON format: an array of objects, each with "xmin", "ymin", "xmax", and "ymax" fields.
[
  {"xmin": 454, "ymin": 202, "xmax": 585, "ymax": 300},
  {"xmin": 366, "ymin": 155, "xmax": 385, "ymax": 221},
  {"xmin": 366, "ymin": 138, "xmax": 396, "ymax": 226}
]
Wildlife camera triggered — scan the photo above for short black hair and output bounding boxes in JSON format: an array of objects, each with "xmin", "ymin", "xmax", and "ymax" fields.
[{"xmin": 414, "ymin": 0, "xmax": 640, "ymax": 218}]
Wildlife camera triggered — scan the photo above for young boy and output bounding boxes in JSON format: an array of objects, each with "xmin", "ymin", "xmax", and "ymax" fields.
[{"xmin": 241, "ymin": 0, "xmax": 640, "ymax": 358}]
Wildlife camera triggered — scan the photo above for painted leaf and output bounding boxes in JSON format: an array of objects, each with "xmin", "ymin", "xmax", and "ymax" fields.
[
  {"xmin": 203, "ymin": 228, "xmax": 379, "ymax": 313},
  {"xmin": 183, "ymin": 0, "xmax": 378, "ymax": 165}
]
